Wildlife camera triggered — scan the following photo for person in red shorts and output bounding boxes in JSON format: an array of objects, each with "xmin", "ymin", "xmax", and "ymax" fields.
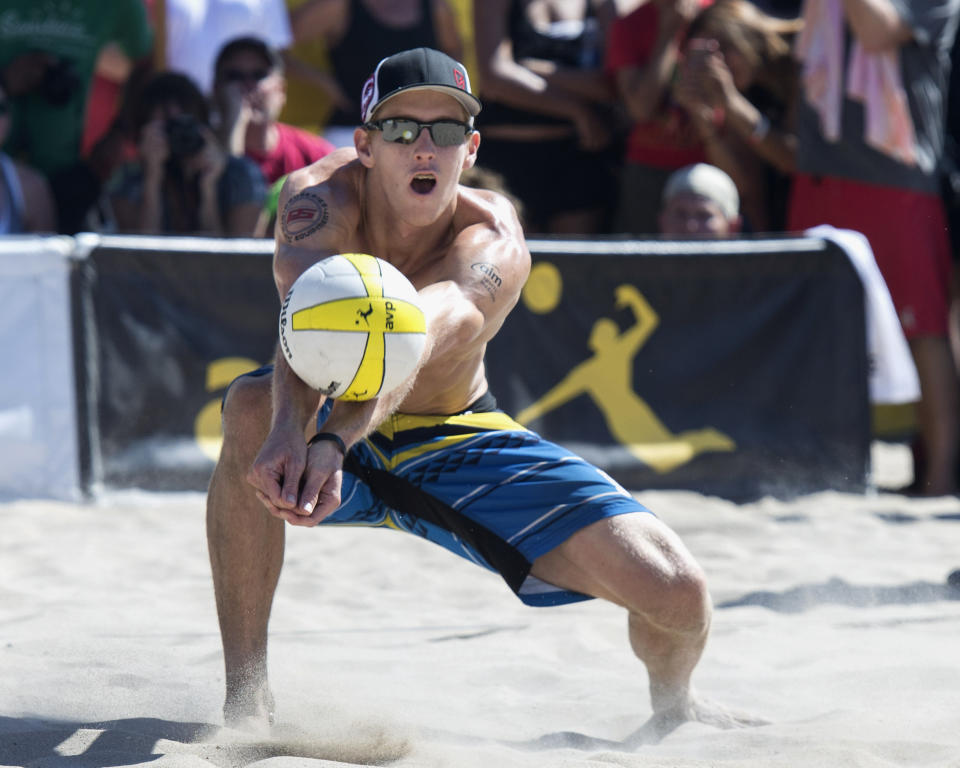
[
  {"xmin": 788, "ymin": 0, "xmax": 960, "ymax": 495},
  {"xmin": 213, "ymin": 36, "xmax": 335, "ymax": 184}
]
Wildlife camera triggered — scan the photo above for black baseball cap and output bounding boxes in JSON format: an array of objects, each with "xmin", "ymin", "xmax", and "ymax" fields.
[{"xmin": 360, "ymin": 47, "xmax": 482, "ymax": 124}]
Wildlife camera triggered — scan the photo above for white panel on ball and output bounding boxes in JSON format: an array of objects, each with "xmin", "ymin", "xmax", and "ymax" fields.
[{"xmin": 279, "ymin": 254, "xmax": 427, "ymax": 401}]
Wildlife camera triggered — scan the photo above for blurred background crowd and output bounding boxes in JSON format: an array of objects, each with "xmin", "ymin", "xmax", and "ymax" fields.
[{"xmin": 2, "ymin": 0, "xmax": 960, "ymax": 496}]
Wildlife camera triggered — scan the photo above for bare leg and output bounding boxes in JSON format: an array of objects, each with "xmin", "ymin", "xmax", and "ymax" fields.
[
  {"xmin": 206, "ymin": 374, "xmax": 283, "ymax": 727},
  {"xmin": 910, "ymin": 336, "xmax": 959, "ymax": 496},
  {"xmin": 531, "ymin": 512, "xmax": 764, "ymax": 740}
]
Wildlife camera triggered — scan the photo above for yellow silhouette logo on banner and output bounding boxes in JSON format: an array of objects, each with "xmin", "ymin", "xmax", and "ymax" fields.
[{"xmin": 516, "ymin": 277, "xmax": 735, "ymax": 474}]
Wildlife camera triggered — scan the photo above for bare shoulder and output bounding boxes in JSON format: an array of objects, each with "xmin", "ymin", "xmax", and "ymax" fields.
[
  {"xmin": 276, "ymin": 147, "xmax": 362, "ymax": 248},
  {"xmin": 445, "ymin": 185, "xmax": 531, "ymax": 314},
  {"xmin": 455, "ymin": 185, "xmax": 530, "ymax": 273},
  {"xmin": 272, "ymin": 148, "xmax": 362, "ymax": 296}
]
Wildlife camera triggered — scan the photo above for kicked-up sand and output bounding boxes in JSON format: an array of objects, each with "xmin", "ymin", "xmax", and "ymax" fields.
[{"xmin": 1, "ymin": 442, "xmax": 959, "ymax": 768}]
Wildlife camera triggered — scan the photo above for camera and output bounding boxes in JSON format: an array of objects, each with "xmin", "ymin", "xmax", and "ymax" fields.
[
  {"xmin": 164, "ymin": 114, "xmax": 206, "ymax": 157},
  {"xmin": 41, "ymin": 58, "xmax": 80, "ymax": 107}
]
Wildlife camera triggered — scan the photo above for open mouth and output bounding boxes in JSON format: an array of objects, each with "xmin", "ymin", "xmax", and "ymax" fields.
[{"xmin": 410, "ymin": 173, "xmax": 437, "ymax": 195}]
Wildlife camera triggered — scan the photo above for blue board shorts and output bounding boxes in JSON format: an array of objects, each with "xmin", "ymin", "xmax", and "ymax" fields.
[{"xmin": 236, "ymin": 368, "xmax": 651, "ymax": 606}]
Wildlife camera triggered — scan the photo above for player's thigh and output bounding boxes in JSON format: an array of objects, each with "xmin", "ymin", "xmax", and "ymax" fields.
[{"xmin": 530, "ymin": 512, "xmax": 707, "ymax": 615}]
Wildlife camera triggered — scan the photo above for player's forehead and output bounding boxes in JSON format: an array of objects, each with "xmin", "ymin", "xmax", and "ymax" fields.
[{"xmin": 374, "ymin": 90, "xmax": 469, "ymax": 122}]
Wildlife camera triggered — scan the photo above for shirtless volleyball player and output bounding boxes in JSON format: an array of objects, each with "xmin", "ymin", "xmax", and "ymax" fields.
[{"xmin": 206, "ymin": 47, "xmax": 747, "ymax": 738}]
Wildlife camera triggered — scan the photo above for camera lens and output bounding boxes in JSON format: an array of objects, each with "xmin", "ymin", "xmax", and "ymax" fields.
[{"xmin": 165, "ymin": 114, "xmax": 205, "ymax": 156}]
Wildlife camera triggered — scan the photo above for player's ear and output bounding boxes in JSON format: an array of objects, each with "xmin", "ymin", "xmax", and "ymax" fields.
[
  {"xmin": 462, "ymin": 130, "xmax": 480, "ymax": 171},
  {"xmin": 355, "ymin": 126, "xmax": 375, "ymax": 167}
]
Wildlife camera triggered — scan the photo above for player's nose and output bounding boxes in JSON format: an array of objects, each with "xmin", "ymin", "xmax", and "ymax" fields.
[{"xmin": 412, "ymin": 128, "xmax": 437, "ymax": 158}]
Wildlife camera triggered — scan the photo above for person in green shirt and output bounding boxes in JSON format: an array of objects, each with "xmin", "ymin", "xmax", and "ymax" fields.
[{"xmin": 0, "ymin": 0, "xmax": 153, "ymax": 231}]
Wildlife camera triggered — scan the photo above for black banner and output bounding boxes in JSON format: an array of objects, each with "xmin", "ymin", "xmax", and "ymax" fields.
[
  {"xmin": 484, "ymin": 237, "xmax": 870, "ymax": 499},
  {"xmin": 76, "ymin": 237, "xmax": 278, "ymax": 490},
  {"xmin": 75, "ymin": 235, "xmax": 869, "ymax": 499}
]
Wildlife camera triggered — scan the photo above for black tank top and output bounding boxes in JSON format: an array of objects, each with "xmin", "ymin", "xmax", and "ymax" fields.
[
  {"xmin": 479, "ymin": 0, "xmax": 600, "ymax": 128},
  {"xmin": 327, "ymin": 0, "xmax": 438, "ymax": 128}
]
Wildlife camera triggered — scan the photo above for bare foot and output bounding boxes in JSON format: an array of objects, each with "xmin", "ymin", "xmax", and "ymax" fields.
[
  {"xmin": 223, "ymin": 684, "xmax": 276, "ymax": 735},
  {"xmin": 626, "ymin": 693, "xmax": 770, "ymax": 745}
]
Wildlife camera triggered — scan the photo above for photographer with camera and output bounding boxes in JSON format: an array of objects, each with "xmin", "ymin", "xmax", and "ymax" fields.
[
  {"xmin": 0, "ymin": 1, "xmax": 153, "ymax": 233},
  {"xmin": 108, "ymin": 72, "xmax": 267, "ymax": 237}
]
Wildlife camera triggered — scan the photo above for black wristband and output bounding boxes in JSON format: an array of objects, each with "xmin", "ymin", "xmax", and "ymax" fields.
[{"xmin": 307, "ymin": 431, "xmax": 347, "ymax": 456}]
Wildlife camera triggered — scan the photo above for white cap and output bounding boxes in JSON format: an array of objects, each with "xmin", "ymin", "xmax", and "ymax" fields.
[{"xmin": 663, "ymin": 164, "xmax": 740, "ymax": 219}]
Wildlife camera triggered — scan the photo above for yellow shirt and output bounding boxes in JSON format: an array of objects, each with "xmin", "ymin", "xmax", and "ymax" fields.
[{"xmin": 279, "ymin": 0, "xmax": 334, "ymax": 132}]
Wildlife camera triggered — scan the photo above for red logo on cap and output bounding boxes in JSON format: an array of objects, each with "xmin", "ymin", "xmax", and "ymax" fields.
[
  {"xmin": 360, "ymin": 76, "xmax": 376, "ymax": 120},
  {"xmin": 453, "ymin": 68, "xmax": 465, "ymax": 89}
]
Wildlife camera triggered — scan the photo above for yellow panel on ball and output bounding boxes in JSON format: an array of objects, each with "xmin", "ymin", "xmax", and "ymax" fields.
[{"xmin": 280, "ymin": 254, "xmax": 427, "ymax": 401}]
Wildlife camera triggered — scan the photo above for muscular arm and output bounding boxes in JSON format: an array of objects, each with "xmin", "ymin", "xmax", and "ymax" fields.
[
  {"xmin": 246, "ymin": 158, "xmax": 356, "ymax": 514},
  {"xmin": 269, "ymin": 179, "xmax": 351, "ymax": 435},
  {"xmin": 291, "ymin": 195, "xmax": 530, "ymax": 522},
  {"xmin": 322, "ymin": 202, "xmax": 531, "ymax": 448}
]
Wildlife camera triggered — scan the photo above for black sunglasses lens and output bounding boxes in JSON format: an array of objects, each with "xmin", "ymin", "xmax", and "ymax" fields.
[
  {"xmin": 379, "ymin": 119, "xmax": 468, "ymax": 146},
  {"xmin": 381, "ymin": 119, "xmax": 420, "ymax": 144},
  {"xmin": 430, "ymin": 122, "xmax": 467, "ymax": 146}
]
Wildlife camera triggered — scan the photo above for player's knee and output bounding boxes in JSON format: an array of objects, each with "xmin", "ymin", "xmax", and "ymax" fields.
[
  {"xmin": 220, "ymin": 375, "xmax": 272, "ymax": 458},
  {"xmin": 623, "ymin": 539, "xmax": 710, "ymax": 635},
  {"xmin": 655, "ymin": 557, "xmax": 711, "ymax": 635}
]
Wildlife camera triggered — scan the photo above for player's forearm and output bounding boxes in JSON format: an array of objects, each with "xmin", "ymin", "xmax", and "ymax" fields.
[
  {"xmin": 271, "ymin": 351, "xmax": 326, "ymax": 434},
  {"xmin": 319, "ymin": 391, "xmax": 402, "ymax": 448}
]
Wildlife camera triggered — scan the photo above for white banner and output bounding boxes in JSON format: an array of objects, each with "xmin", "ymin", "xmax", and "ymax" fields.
[{"xmin": 0, "ymin": 236, "xmax": 80, "ymax": 500}]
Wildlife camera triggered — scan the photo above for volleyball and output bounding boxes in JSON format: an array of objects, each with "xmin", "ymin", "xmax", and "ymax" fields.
[{"xmin": 278, "ymin": 253, "xmax": 427, "ymax": 401}]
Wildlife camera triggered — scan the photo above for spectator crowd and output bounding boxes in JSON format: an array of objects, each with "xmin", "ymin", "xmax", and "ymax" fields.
[{"xmin": 2, "ymin": 0, "xmax": 960, "ymax": 495}]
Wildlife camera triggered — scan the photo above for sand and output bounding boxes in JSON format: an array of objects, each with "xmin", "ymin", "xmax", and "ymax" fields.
[{"xmin": 1, "ymin": 442, "xmax": 959, "ymax": 768}]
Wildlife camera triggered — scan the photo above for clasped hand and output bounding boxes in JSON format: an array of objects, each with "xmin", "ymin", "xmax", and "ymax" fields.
[{"xmin": 246, "ymin": 425, "xmax": 343, "ymax": 527}]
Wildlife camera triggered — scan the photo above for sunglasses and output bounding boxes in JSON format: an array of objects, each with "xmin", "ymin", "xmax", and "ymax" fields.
[
  {"xmin": 221, "ymin": 68, "xmax": 270, "ymax": 84},
  {"xmin": 364, "ymin": 117, "xmax": 472, "ymax": 147}
]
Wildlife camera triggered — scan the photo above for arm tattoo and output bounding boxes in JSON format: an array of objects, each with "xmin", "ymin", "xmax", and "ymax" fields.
[
  {"xmin": 471, "ymin": 262, "xmax": 503, "ymax": 301},
  {"xmin": 280, "ymin": 191, "xmax": 330, "ymax": 243}
]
